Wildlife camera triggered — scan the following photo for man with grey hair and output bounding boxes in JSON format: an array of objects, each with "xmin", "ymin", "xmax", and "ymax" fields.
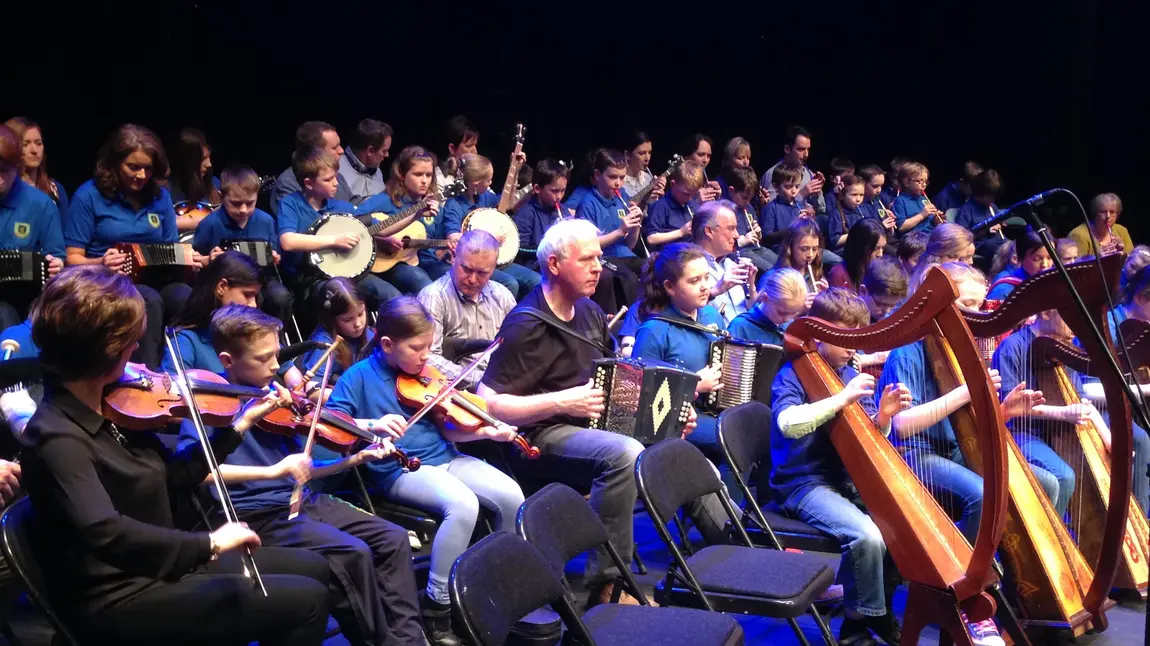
[
  {"xmin": 417, "ymin": 229, "xmax": 516, "ymax": 388},
  {"xmin": 479, "ymin": 219, "xmax": 729, "ymax": 605},
  {"xmin": 692, "ymin": 200, "xmax": 757, "ymax": 325}
]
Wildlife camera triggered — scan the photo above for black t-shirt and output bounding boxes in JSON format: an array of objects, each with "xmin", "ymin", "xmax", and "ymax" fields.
[{"xmin": 481, "ymin": 286, "xmax": 610, "ymax": 438}]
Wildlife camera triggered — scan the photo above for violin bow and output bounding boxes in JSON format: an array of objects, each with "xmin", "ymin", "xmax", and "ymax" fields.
[
  {"xmin": 299, "ymin": 336, "xmax": 345, "ymax": 387},
  {"xmin": 404, "ymin": 337, "xmax": 503, "ymax": 428},
  {"xmin": 164, "ymin": 330, "xmax": 266, "ymax": 595},
  {"xmin": 289, "ymin": 352, "xmax": 335, "ymax": 520}
]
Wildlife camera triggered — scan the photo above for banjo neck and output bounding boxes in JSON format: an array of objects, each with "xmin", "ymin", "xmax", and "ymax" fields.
[
  {"xmin": 358, "ymin": 198, "xmax": 430, "ymax": 238},
  {"xmin": 497, "ymin": 123, "xmax": 527, "ymax": 213}
]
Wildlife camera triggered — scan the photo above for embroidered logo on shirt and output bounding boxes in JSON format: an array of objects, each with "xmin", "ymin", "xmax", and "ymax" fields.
[
  {"xmin": 12, "ymin": 222, "xmax": 30, "ymax": 239},
  {"xmin": 617, "ymin": 209, "xmax": 625, "ymax": 218},
  {"xmin": 147, "ymin": 213, "xmax": 161, "ymax": 228}
]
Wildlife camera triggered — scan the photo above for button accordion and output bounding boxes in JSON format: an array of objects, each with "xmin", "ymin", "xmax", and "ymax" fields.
[
  {"xmin": 221, "ymin": 239, "xmax": 276, "ymax": 268},
  {"xmin": 115, "ymin": 243, "xmax": 197, "ymax": 281},
  {"xmin": 588, "ymin": 357, "xmax": 700, "ymax": 444},
  {"xmin": 702, "ymin": 338, "xmax": 783, "ymax": 412},
  {"xmin": 0, "ymin": 250, "xmax": 49, "ymax": 288}
]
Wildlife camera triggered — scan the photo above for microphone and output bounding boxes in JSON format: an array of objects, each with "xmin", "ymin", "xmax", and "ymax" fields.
[{"xmin": 970, "ymin": 189, "xmax": 1062, "ymax": 234}]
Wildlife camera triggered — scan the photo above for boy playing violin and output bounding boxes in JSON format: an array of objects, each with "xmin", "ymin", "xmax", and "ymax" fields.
[{"xmin": 176, "ymin": 304, "xmax": 427, "ymax": 646}]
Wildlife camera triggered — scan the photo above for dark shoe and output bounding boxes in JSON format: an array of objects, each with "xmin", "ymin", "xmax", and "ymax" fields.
[
  {"xmin": 421, "ymin": 594, "xmax": 462, "ymax": 646},
  {"xmin": 862, "ymin": 612, "xmax": 902, "ymax": 645},
  {"xmin": 838, "ymin": 617, "xmax": 878, "ymax": 646}
]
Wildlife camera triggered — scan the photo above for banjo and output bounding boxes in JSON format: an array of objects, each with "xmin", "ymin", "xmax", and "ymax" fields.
[
  {"xmin": 307, "ymin": 185, "xmax": 462, "ymax": 280},
  {"xmin": 459, "ymin": 123, "xmax": 528, "ymax": 269}
]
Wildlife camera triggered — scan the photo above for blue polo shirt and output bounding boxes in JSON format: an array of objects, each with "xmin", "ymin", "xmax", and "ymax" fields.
[
  {"xmin": 0, "ymin": 178, "xmax": 65, "ymax": 258},
  {"xmin": 64, "ymin": 180, "xmax": 177, "ymax": 258},
  {"xmin": 177, "ymin": 421, "xmax": 300, "ymax": 512},
  {"xmin": 858, "ymin": 197, "xmax": 885, "ymax": 223},
  {"xmin": 0, "ymin": 319, "xmax": 38, "ymax": 359},
  {"xmin": 770, "ymin": 361, "xmax": 877, "ymax": 503},
  {"xmin": 435, "ymin": 190, "xmax": 500, "ymax": 265},
  {"xmin": 324, "ymin": 350, "xmax": 455, "ymax": 490},
  {"xmin": 632, "ymin": 305, "xmax": 725, "ymax": 373},
  {"xmin": 296, "ymin": 326, "xmax": 376, "ymax": 383},
  {"xmin": 878, "ymin": 186, "xmax": 898, "ymax": 208},
  {"xmin": 954, "ymin": 199, "xmax": 996, "ymax": 235},
  {"xmin": 877, "ymin": 341, "xmax": 964, "ymax": 463},
  {"xmin": 892, "ymin": 193, "xmax": 935, "ymax": 235},
  {"xmin": 47, "ymin": 180, "xmax": 70, "ymax": 220},
  {"xmin": 827, "ymin": 206, "xmax": 866, "ymax": 253},
  {"xmin": 727, "ymin": 305, "xmax": 786, "ymax": 346},
  {"xmin": 987, "ymin": 267, "xmax": 1028, "ymax": 301},
  {"xmin": 993, "ymin": 325, "xmax": 1085, "ymax": 439},
  {"xmin": 514, "ymin": 196, "xmax": 561, "ymax": 250},
  {"xmin": 160, "ymin": 326, "xmax": 225, "ymax": 376},
  {"xmin": 191, "ymin": 207, "xmax": 280, "ymax": 256},
  {"xmin": 277, "ymin": 191, "xmax": 356, "ymax": 276},
  {"xmin": 760, "ymin": 197, "xmax": 801, "ymax": 237},
  {"xmin": 564, "ymin": 186, "xmax": 590, "ymax": 212},
  {"xmin": 617, "ymin": 302, "xmax": 644, "ymax": 339},
  {"xmin": 642, "ymin": 194, "xmax": 695, "ymax": 252},
  {"xmin": 933, "ymin": 181, "xmax": 966, "ymax": 214},
  {"xmin": 575, "ymin": 188, "xmax": 635, "ymax": 258}
]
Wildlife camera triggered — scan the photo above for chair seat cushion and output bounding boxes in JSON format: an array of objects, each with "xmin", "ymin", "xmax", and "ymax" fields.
[
  {"xmin": 746, "ymin": 508, "xmax": 825, "ymax": 538},
  {"xmin": 685, "ymin": 545, "xmax": 831, "ymax": 599},
  {"xmin": 583, "ymin": 604, "xmax": 743, "ymax": 646}
]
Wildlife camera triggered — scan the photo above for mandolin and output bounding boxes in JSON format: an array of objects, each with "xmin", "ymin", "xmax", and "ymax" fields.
[{"xmin": 370, "ymin": 221, "xmax": 452, "ymax": 273}]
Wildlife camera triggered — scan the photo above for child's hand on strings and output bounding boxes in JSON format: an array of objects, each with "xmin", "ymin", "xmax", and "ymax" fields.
[
  {"xmin": 878, "ymin": 382, "xmax": 913, "ymax": 420},
  {"xmin": 1001, "ymin": 381, "xmax": 1045, "ymax": 419}
]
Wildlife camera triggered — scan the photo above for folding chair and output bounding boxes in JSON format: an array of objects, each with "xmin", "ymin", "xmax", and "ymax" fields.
[
  {"xmin": 1, "ymin": 498, "xmax": 81, "ymax": 645},
  {"xmin": 635, "ymin": 439, "xmax": 837, "ymax": 645}
]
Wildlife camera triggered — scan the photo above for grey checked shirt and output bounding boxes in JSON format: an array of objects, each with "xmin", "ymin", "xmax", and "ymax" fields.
[{"xmin": 416, "ymin": 273, "xmax": 517, "ymax": 387}]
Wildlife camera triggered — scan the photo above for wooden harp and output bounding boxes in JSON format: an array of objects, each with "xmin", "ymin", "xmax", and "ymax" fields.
[
  {"xmin": 784, "ymin": 267, "xmax": 1010, "ymax": 644},
  {"xmin": 1117, "ymin": 317, "xmax": 1150, "ymax": 386},
  {"xmin": 958, "ymin": 254, "xmax": 1132, "ymax": 635},
  {"xmin": 1030, "ymin": 334, "xmax": 1149, "ymax": 598}
]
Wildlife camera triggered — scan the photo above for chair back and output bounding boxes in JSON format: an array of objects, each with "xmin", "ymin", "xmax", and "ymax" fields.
[
  {"xmin": 635, "ymin": 439, "xmax": 723, "ymax": 525},
  {"xmin": 1, "ymin": 497, "xmax": 80, "ymax": 645},
  {"xmin": 517, "ymin": 483, "xmax": 610, "ymax": 578},
  {"xmin": 716, "ymin": 402, "xmax": 772, "ymax": 474},
  {"xmin": 450, "ymin": 532, "xmax": 593, "ymax": 646}
]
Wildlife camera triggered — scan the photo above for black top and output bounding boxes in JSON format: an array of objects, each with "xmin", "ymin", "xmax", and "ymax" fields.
[
  {"xmin": 20, "ymin": 380, "xmax": 243, "ymax": 615},
  {"xmin": 481, "ymin": 286, "xmax": 610, "ymax": 439}
]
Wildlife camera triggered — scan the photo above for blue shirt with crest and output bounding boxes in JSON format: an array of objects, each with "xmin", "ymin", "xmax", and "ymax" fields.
[
  {"xmin": 642, "ymin": 194, "xmax": 696, "ymax": 253},
  {"xmin": 191, "ymin": 207, "xmax": 280, "ymax": 256},
  {"xmin": 760, "ymin": 196, "xmax": 801, "ymax": 237},
  {"xmin": 178, "ymin": 421, "xmax": 301, "ymax": 512},
  {"xmin": 64, "ymin": 179, "xmax": 177, "ymax": 257},
  {"xmin": 276, "ymin": 191, "xmax": 356, "ymax": 276},
  {"xmin": 0, "ymin": 178, "xmax": 65, "ymax": 258},
  {"xmin": 633, "ymin": 304, "xmax": 726, "ymax": 373},
  {"xmin": 575, "ymin": 187, "xmax": 635, "ymax": 258},
  {"xmin": 892, "ymin": 193, "xmax": 935, "ymax": 235},
  {"xmin": 877, "ymin": 340, "xmax": 964, "ymax": 463},
  {"xmin": 727, "ymin": 305, "xmax": 786, "ymax": 347},
  {"xmin": 160, "ymin": 326, "xmax": 225, "ymax": 376}
]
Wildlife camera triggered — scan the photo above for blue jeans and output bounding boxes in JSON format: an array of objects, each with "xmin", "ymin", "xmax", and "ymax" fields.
[
  {"xmin": 380, "ymin": 455, "xmax": 524, "ymax": 604},
  {"xmin": 353, "ymin": 275, "xmax": 401, "ymax": 312},
  {"xmin": 497, "ymin": 263, "xmax": 542, "ymax": 300},
  {"xmin": 686, "ymin": 410, "xmax": 745, "ymax": 505},
  {"xmin": 1014, "ymin": 432, "xmax": 1075, "ymax": 518},
  {"xmin": 740, "ymin": 246, "xmax": 777, "ymax": 274},
  {"xmin": 420, "ymin": 259, "xmax": 451, "ymax": 282},
  {"xmin": 1109, "ymin": 415, "xmax": 1150, "ymax": 515},
  {"xmin": 786, "ymin": 483, "xmax": 886, "ymax": 616},
  {"xmin": 377, "ymin": 263, "xmax": 431, "ymax": 295},
  {"xmin": 902, "ymin": 449, "xmax": 984, "ymax": 545}
]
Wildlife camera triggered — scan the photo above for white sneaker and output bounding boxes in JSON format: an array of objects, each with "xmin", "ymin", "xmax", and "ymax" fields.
[
  {"xmin": 408, "ymin": 530, "xmax": 423, "ymax": 550},
  {"xmin": 963, "ymin": 614, "xmax": 1005, "ymax": 646}
]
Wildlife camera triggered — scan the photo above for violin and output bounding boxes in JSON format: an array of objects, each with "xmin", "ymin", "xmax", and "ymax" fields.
[
  {"xmin": 103, "ymin": 365, "xmax": 418, "ymax": 470},
  {"xmin": 396, "ymin": 363, "xmax": 541, "ymax": 459}
]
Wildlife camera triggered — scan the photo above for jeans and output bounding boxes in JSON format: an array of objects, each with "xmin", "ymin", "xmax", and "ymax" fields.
[
  {"xmin": 605, "ymin": 256, "xmax": 645, "ymax": 312},
  {"xmin": 1110, "ymin": 415, "xmax": 1150, "ymax": 514},
  {"xmin": 382, "ymin": 455, "xmax": 524, "ymax": 604},
  {"xmin": 739, "ymin": 246, "xmax": 777, "ymax": 274},
  {"xmin": 354, "ymin": 275, "xmax": 402, "ymax": 312},
  {"xmin": 497, "ymin": 263, "xmax": 543, "ymax": 300},
  {"xmin": 419, "ymin": 259, "xmax": 451, "ymax": 282},
  {"xmin": 902, "ymin": 449, "xmax": 984, "ymax": 544},
  {"xmin": 787, "ymin": 483, "xmax": 887, "ymax": 616},
  {"xmin": 378, "ymin": 263, "xmax": 432, "ymax": 295},
  {"xmin": 261, "ymin": 279, "xmax": 296, "ymax": 334},
  {"xmin": 1014, "ymin": 432, "xmax": 1075, "ymax": 518},
  {"xmin": 508, "ymin": 424, "xmax": 729, "ymax": 587}
]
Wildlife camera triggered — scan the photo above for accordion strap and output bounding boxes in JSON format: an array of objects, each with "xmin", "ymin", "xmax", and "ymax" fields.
[
  {"xmin": 515, "ymin": 307, "xmax": 617, "ymax": 357},
  {"xmin": 649, "ymin": 314, "xmax": 730, "ymax": 339}
]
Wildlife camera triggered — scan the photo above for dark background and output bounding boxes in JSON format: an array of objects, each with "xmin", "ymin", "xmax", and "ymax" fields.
[{"xmin": 1, "ymin": 1, "xmax": 1138, "ymax": 240}]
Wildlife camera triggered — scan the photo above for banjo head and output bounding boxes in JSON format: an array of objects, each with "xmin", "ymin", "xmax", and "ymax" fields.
[
  {"xmin": 307, "ymin": 213, "xmax": 376, "ymax": 280},
  {"xmin": 462, "ymin": 208, "xmax": 521, "ymax": 268}
]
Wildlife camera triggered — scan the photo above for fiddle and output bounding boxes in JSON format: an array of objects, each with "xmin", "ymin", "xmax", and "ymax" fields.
[
  {"xmin": 102, "ymin": 365, "xmax": 417, "ymax": 469},
  {"xmin": 396, "ymin": 363, "xmax": 541, "ymax": 459}
]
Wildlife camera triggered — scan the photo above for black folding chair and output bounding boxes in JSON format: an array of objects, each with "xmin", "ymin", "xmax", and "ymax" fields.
[
  {"xmin": 449, "ymin": 532, "xmax": 595, "ymax": 646},
  {"xmin": 635, "ymin": 439, "xmax": 837, "ymax": 645},
  {"xmin": 518, "ymin": 483, "xmax": 744, "ymax": 645},
  {"xmin": 1, "ymin": 498, "xmax": 81, "ymax": 646},
  {"xmin": 716, "ymin": 402, "xmax": 842, "ymax": 554}
]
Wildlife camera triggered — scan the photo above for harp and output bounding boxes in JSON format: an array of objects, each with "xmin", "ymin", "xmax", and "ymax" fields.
[
  {"xmin": 784, "ymin": 267, "xmax": 1009, "ymax": 645},
  {"xmin": 957, "ymin": 254, "xmax": 1133, "ymax": 635},
  {"xmin": 1117, "ymin": 317, "xmax": 1150, "ymax": 386},
  {"xmin": 1030, "ymin": 334, "xmax": 1149, "ymax": 598}
]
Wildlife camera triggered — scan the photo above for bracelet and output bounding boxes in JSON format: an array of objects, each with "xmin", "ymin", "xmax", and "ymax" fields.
[{"xmin": 304, "ymin": 383, "xmax": 322, "ymax": 398}]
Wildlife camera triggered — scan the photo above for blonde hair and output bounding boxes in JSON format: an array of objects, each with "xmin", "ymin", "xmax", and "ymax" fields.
[
  {"xmin": 460, "ymin": 154, "xmax": 494, "ymax": 184},
  {"xmin": 756, "ymin": 267, "xmax": 807, "ymax": 305},
  {"xmin": 292, "ymin": 146, "xmax": 338, "ymax": 185},
  {"xmin": 919, "ymin": 223, "xmax": 974, "ymax": 265},
  {"xmin": 809, "ymin": 287, "xmax": 870, "ymax": 328},
  {"xmin": 672, "ymin": 160, "xmax": 706, "ymax": 190},
  {"xmin": 220, "ymin": 165, "xmax": 262, "ymax": 197},
  {"xmin": 911, "ymin": 260, "xmax": 986, "ymax": 293},
  {"xmin": 898, "ymin": 161, "xmax": 929, "ymax": 183}
]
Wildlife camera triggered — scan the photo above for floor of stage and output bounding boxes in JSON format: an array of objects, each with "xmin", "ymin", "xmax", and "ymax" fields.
[{"xmin": 2, "ymin": 508, "xmax": 1145, "ymax": 645}]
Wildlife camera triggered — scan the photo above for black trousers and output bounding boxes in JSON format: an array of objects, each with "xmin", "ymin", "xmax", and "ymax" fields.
[
  {"xmin": 239, "ymin": 492, "xmax": 425, "ymax": 646},
  {"xmin": 135, "ymin": 281, "xmax": 193, "ymax": 369},
  {"xmin": 605, "ymin": 255, "xmax": 645, "ymax": 312},
  {"xmin": 90, "ymin": 546, "xmax": 330, "ymax": 646}
]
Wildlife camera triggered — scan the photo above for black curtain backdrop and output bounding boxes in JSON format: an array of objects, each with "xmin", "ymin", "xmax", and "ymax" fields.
[{"xmin": 1, "ymin": 0, "xmax": 1138, "ymax": 241}]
